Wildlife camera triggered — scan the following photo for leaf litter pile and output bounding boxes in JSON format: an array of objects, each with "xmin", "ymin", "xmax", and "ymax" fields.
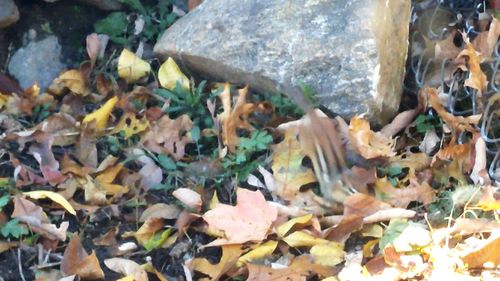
[{"xmin": 0, "ymin": 6, "xmax": 500, "ymax": 281}]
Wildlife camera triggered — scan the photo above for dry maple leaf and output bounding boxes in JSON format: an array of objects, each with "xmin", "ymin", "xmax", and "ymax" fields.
[
  {"xmin": 271, "ymin": 128, "xmax": 316, "ymax": 200},
  {"xmin": 202, "ymin": 188, "xmax": 278, "ymax": 246},
  {"xmin": 348, "ymin": 116, "xmax": 395, "ymax": 159},
  {"xmin": 456, "ymin": 43, "xmax": 488, "ymax": 94},
  {"xmin": 374, "ymin": 177, "xmax": 435, "ymax": 208},
  {"xmin": 142, "ymin": 114, "xmax": 193, "ymax": 160},
  {"xmin": 61, "ymin": 233, "xmax": 105, "ymax": 279},
  {"xmin": 426, "ymin": 88, "xmax": 481, "ymax": 132}
]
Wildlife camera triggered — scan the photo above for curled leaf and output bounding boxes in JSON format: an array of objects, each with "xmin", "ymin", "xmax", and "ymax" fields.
[
  {"xmin": 158, "ymin": 57, "xmax": 190, "ymax": 91},
  {"xmin": 117, "ymin": 49, "xmax": 151, "ymax": 83},
  {"xmin": 82, "ymin": 96, "xmax": 118, "ymax": 129}
]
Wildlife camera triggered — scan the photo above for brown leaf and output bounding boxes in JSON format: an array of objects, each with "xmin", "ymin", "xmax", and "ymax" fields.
[
  {"xmin": 426, "ymin": 88, "xmax": 481, "ymax": 132},
  {"xmin": 123, "ymin": 217, "xmax": 165, "ymax": 246},
  {"xmin": 29, "ymin": 132, "xmax": 64, "ymax": 185},
  {"xmin": 11, "ymin": 196, "xmax": 68, "ymax": 241},
  {"xmin": 202, "ymin": 188, "xmax": 278, "ymax": 246},
  {"xmin": 374, "ymin": 177, "xmax": 436, "ymax": 208},
  {"xmin": 343, "ymin": 193, "xmax": 392, "ymax": 218},
  {"xmin": 86, "ymin": 33, "xmax": 100, "ymax": 69},
  {"xmin": 61, "ymin": 233, "xmax": 105, "ymax": 279},
  {"xmin": 142, "ymin": 114, "xmax": 193, "ymax": 160},
  {"xmin": 472, "ymin": 18, "xmax": 500, "ymax": 58},
  {"xmin": 217, "ymin": 84, "xmax": 263, "ymax": 153},
  {"xmin": 92, "ymin": 227, "xmax": 118, "ymax": 246},
  {"xmin": 172, "ymin": 188, "xmax": 202, "ymax": 212},
  {"xmin": 435, "ymin": 30, "xmax": 463, "ymax": 61},
  {"xmin": 456, "ymin": 43, "xmax": 488, "ymax": 94}
]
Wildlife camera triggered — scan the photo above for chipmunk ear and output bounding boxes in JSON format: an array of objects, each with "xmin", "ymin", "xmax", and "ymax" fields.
[{"xmin": 298, "ymin": 110, "xmax": 354, "ymax": 202}]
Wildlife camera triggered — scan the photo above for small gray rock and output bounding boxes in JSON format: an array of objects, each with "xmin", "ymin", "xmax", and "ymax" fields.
[
  {"xmin": 8, "ymin": 36, "xmax": 66, "ymax": 91},
  {"xmin": 154, "ymin": 0, "xmax": 410, "ymax": 124},
  {"xmin": 0, "ymin": 0, "xmax": 19, "ymax": 28}
]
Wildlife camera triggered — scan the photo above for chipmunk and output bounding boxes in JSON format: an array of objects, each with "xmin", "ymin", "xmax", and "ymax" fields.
[{"xmin": 285, "ymin": 83, "xmax": 356, "ymax": 203}]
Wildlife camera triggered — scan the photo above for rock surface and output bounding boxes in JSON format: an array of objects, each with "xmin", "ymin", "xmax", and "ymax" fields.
[
  {"xmin": 8, "ymin": 36, "xmax": 66, "ymax": 90},
  {"xmin": 154, "ymin": 0, "xmax": 410, "ymax": 124},
  {"xmin": 0, "ymin": 0, "xmax": 19, "ymax": 28}
]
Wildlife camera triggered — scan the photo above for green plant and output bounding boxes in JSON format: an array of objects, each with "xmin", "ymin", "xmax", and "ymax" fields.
[
  {"xmin": 415, "ymin": 114, "xmax": 441, "ymax": 133},
  {"xmin": 94, "ymin": 0, "xmax": 178, "ymax": 45},
  {"xmin": 220, "ymin": 130, "xmax": 273, "ymax": 181},
  {"xmin": 1, "ymin": 219, "xmax": 28, "ymax": 239}
]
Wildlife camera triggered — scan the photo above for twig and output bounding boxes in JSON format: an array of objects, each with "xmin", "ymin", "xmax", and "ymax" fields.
[{"xmin": 17, "ymin": 248, "xmax": 26, "ymax": 281}]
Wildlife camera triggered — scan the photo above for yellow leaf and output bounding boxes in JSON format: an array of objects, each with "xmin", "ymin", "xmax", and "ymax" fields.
[
  {"xmin": 48, "ymin": 69, "xmax": 90, "ymax": 96},
  {"xmin": 112, "ymin": 113, "xmax": 150, "ymax": 139},
  {"xmin": 82, "ymin": 96, "xmax": 118, "ymax": 129},
  {"xmin": 96, "ymin": 164, "xmax": 123, "ymax": 183},
  {"xmin": 361, "ymin": 224, "xmax": 384, "ymax": 238},
  {"xmin": 118, "ymin": 49, "xmax": 151, "ymax": 83},
  {"xmin": 272, "ymin": 129, "xmax": 317, "ymax": 200},
  {"xmin": 237, "ymin": 240, "xmax": 278, "ymax": 267},
  {"xmin": 310, "ymin": 242, "xmax": 345, "ymax": 267},
  {"xmin": 0, "ymin": 93, "xmax": 7, "ymax": 109},
  {"xmin": 189, "ymin": 244, "xmax": 243, "ymax": 281},
  {"xmin": 24, "ymin": 190, "xmax": 76, "ymax": 215},
  {"xmin": 158, "ymin": 57, "xmax": 190, "ymax": 91},
  {"xmin": 276, "ymin": 214, "xmax": 313, "ymax": 237},
  {"xmin": 283, "ymin": 231, "xmax": 329, "ymax": 248},
  {"xmin": 349, "ymin": 116, "xmax": 395, "ymax": 159}
]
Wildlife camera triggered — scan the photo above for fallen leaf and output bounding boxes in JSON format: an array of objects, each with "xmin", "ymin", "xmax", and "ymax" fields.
[
  {"xmin": 189, "ymin": 244, "xmax": 243, "ymax": 281},
  {"xmin": 473, "ymin": 17, "xmax": 500, "ymax": 58},
  {"xmin": 470, "ymin": 137, "xmax": 489, "ymax": 185},
  {"xmin": 104, "ymin": 257, "xmax": 148, "ymax": 281},
  {"xmin": 202, "ymin": 188, "xmax": 278, "ymax": 246},
  {"xmin": 283, "ymin": 230, "xmax": 329, "ymax": 247},
  {"xmin": 276, "ymin": 213, "xmax": 313, "ymax": 237},
  {"xmin": 11, "ymin": 196, "xmax": 68, "ymax": 241},
  {"xmin": 139, "ymin": 203, "xmax": 181, "ymax": 222},
  {"xmin": 92, "ymin": 227, "xmax": 118, "ymax": 246},
  {"xmin": 117, "ymin": 49, "xmax": 151, "ymax": 83},
  {"xmin": 461, "ymin": 231, "xmax": 500, "ymax": 268},
  {"xmin": 236, "ymin": 240, "xmax": 278, "ymax": 267},
  {"xmin": 24, "ymin": 190, "xmax": 76, "ymax": 215},
  {"xmin": 123, "ymin": 217, "xmax": 165, "ymax": 246},
  {"xmin": 61, "ymin": 233, "xmax": 105, "ymax": 279},
  {"xmin": 48, "ymin": 69, "xmax": 90, "ymax": 96},
  {"xmin": 172, "ymin": 188, "xmax": 202, "ymax": 212},
  {"xmin": 435, "ymin": 30, "xmax": 462, "ymax": 60},
  {"xmin": 426, "ymin": 88, "xmax": 481, "ymax": 132},
  {"xmin": 142, "ymin": 114, "xmax": 193, "ymax": 160},
  {"xmin": 82, "ymin": 96, "xmax": 118, "ymax": 129},
  {"xmin": 392, "ymin": 223, "xmax": 431, "ymax": 252},
  {"xmin": 217, "ymin": 84, "xmax": 262, "ymax": 152},
  {"xmin": 374, "ymin": 177, "xmax": 435, "ymax": 208},
  {"xmin": 112, "ymin": 112, "xmax": 149, "ymax": 139},
  {"xmin": 349, "ymin": 116, "xmax": 395, "ymax": 159},
  {"xmin": 86, "ymin": 33, "xmax": 100, "ymax": 69},
  {"xmin": 456, "ymin": 43, "xmax": 488, "ymax": 93},
  {"xmin": 381, "ymin": 108, "xmax": 421, "ymax": 137},
  {"xmin": 271, "ymin": 128, "xmax": 317, "ymax": 200},
  {"xmin": 310, "ymin": 242, "xmax": 345, "ymax": 267},
  {"xmin": 158, "ymin": 57, "xmax": 190, "ymax": 91}
]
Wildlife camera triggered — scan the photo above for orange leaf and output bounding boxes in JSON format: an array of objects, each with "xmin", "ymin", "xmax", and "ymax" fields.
[
  {"xmin": 202, "ymin": 188, "xmax": 278, "ymax": 246},
  {"xmin": 348, "ymin": 116, "xmax": 395, "ymax": 159}
]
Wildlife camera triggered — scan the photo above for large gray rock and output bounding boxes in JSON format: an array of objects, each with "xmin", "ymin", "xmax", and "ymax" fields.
[
  {"xmin": 8, "ymin": 36, "xmax": 66, "ymax": 91},
  {"xmin": 0, "ymin": 0, "xmax": 19, "ymax": 28},
  {"xmin": 154, "ymin": 0, "xmax": 410, "ymax": 124}
]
